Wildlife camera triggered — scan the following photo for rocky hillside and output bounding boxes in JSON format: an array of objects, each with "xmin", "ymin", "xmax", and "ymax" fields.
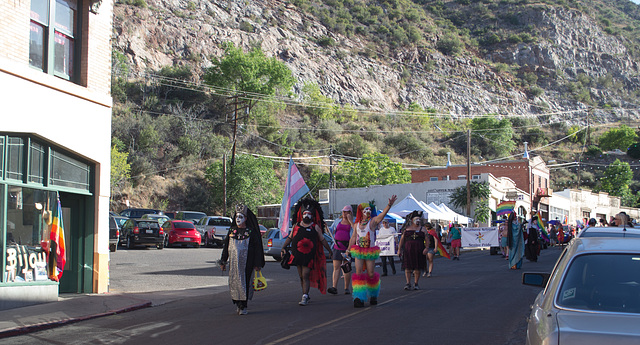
[{"xmin": 112, "ymin": 0, "xmax": 640, "ymax": 122}]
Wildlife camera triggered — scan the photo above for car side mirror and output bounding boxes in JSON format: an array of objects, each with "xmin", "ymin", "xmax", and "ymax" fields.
[{"xmin": 522, "ymin": 272, "xmax": 550, "ymax": 287}]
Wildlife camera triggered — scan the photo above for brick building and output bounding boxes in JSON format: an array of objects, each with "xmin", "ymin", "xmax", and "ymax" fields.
[
  {"xmin": 1, "ymin": 0, "xmax": 114, "ymax": 309},
  {"xmin": 411, "ymin": 156, "xmax": 552, "ymax": 220}
]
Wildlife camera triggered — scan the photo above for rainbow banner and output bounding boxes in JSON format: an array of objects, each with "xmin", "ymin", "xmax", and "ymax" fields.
[
  {"xmin": 563, "ymin": 215, "xmax": 568, "ymax": 225},
  {"xmin": 536, "ymin": 211, "xmax": 549, "ymax": 242},
  {"xmin": 496, "ymin": 201, "xmax": 516, "ymax": 217},
  {"xmin": 48, "ymin": 194, "xmax": 66, "ymax": 282},
  {"xmin": 428, "ymin": 229, "xmax": 451, "ymax": 260},
  {"xmin": 278, "ymin": 157, "xmax": 310, "ymax": 238}
]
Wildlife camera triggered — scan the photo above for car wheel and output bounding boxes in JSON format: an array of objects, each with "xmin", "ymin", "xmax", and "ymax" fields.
[
  {"xmin": 195, "ymin": 243, "xmax": 200, "ymax": 248},
  {"xmin": 126, "ymin": 236, "xmax": 134, "ymax": 249},
  {"xmin": 157, "ymin": 242, "xmax": 164, "ymax": 250},
  {"xmin": 204, "ymin": 234, "xmax": 211, "ymax": 248},
  {"xmin": 109, "ymin": 243, "xmax": 117, "ymax": 252}
]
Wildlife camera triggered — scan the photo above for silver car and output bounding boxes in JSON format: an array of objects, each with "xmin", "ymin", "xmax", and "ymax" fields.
[
  {"xmin": 522, "ymin": 237, "xmax": 640, "ymax": 345},
  {"xmin": 262, "ymin": 228, "xmax": 334, "ymax": 261},
  {"xmin": 576, "ymin": 226, "xmax": 640, "ymax": 239},
  {"xmin": 195, "ymin": 216, "xmax": 232, "ymax": 247}
]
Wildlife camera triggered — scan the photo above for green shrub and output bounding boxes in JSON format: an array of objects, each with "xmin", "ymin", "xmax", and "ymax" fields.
[
  {"xmin": 436, "ymin": 34, "xmax": 463, "ymax": 55},
  {"xmin": 317, "ymin": 36, "xmax": 336, "ymax": 47}
]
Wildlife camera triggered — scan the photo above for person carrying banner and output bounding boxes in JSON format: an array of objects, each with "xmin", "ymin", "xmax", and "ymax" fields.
[
  {"xmin": 377, "ymin": 219, "xmax": 397, "ymax": 276},
  {"xmin": 423, "ymin": 222, "xmax": 437, "ymax": 277},
  {"xmin": 218, "ymin": 205, "xmax": 265, "ymax": 315},
  {"xmin": 347, "ymin": 195, "xmax": 397, "ymax": 308},
  {"xmin": 507, "ymin": 212, "xmax": 525, "ymax": 269},
  {"xmin": 398, "ymin": 211, "xmax": 428, "ymax": 290},
  {"xmin": 281, "ymin": 198, "xmax": 332, "ymax": 306},
  {"xmin": 327, "ymin": 205, "xmax": 354, "ymax": 295}
]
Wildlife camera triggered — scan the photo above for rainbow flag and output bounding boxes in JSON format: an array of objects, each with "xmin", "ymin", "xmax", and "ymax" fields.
[
  {"xmin": 48, "ymin": 194, "xmax": 66, "ymax": 282},
  {"xmin": 563, "ymin": 215, "xmax": 568, "ymax": 225},
  {"xmin": 496, "ymin": 201, "xmax": 516, "ymax": 217},
  {"xmin": 278, "ymin": 157, "xmax": 310, "ymax": 238},
  {"xmin": 428, "ymin": 229, "xmax": 451, "ymax": 260},
  {"xmin": 536, "ymin": 211, "xmax": 549, "ymax": 242}
]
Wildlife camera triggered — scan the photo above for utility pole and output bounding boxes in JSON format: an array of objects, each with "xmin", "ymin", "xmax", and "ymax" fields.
[
  {"xmin": 223, "ymin": 153, "xmax": 227, "ymax": 216},
  {"xmin": 466, "ymin": 129, "xmax": 471, "ymax": 216},
  {"xmin": 329, "ymin": 146, "xmax": 334, "ymax": 189},
  {"xmin": 227, "ymin": 93, "xmax": 249, "ymax": 167}
]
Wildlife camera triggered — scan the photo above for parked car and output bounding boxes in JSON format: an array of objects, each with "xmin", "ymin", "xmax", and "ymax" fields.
[
  {"xmin": 163, "ymin": 220, "xmax": 202, "ymax": 248},
  {"xmin": 119, "ymin": 208, "xmax": 161, "ymax": 219},
  {"xmin": 522, "ymin": 237, "xmax": 640, "ymax": 345},
  {"xmin": 576, "ymin": 226, "xmax": 640, "ymax": 239},
  {"xmin": 195, "ymin": 216, "xmax": 232, "ymax": 247},
  {"xmin": 108, "ymin": 215, "xmax": 128, "ymax": 252},
  {"xmin": 262, "ymin": 228, "xmax": 334, "ymax": 261},
  {"xmin": 141, "ymin": 213, "xmax": 171, "ymax": 227},
  {"xmin": 174, "ymin": 211, "xmax": 207, "ymax": 224},
  {"xmin": 119, "ymin": 218, "xmax": 164, "ymax": 249}
]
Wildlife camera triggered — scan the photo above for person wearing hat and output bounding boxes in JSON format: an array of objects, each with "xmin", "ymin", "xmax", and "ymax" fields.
[
  {"xmin": 218, "ymin": 205, "xmax": 265, "ymax": 315},
  {"xmin": 327, "ymin": 205, "xmax": 354, "ymax": 295},
  {"xmin": 378, "ymin": 219, "xmax": 397, "ymax": 276}
]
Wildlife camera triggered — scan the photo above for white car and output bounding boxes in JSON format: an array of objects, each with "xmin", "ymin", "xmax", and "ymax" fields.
[
  {"xmin": 576, "ymin": 226, "xmax": 640, "ymax": 239},
  {"xmin": 195, "ymin": 216, "xmax": 232, "ymax": 247},
  {"xmin": 522, "ymin": 237, "xmax": 640, "ymax": 345}
]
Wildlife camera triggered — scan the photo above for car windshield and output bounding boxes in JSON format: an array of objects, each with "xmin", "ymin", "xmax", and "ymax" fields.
[
  {"xmin": 581, "ymin": 231, "xmax": 640, "ymax": 238},
  {"xmin": 557, "ymin": 253, "xmax": 640, "ymax": 313},
  {"xmin": 174, "ymin": 221, "xmax": 196, "ymax": 229},
  {"xmin": 137, "ymin": 221, "xmax": 159, "ymax": 229},
  {"xmin": 209, "ymin": 218, "xmax": 231, "ymax": 226}
]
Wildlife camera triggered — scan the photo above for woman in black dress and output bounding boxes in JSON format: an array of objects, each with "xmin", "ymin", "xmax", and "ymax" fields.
[{"xmin": 398, "ymin": 211, "xmax": 428, "ymax": 291}]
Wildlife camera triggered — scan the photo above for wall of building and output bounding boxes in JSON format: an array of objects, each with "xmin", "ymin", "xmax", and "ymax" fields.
[
  {"xmin": 555, "ymin": 189, "xmax": 621, "ymax": 225},
  {"xmin": 0, "ymin": 0, "xmax": 114, "ymax": 297}
]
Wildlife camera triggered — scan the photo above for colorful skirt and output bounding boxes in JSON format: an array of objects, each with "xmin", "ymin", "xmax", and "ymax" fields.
[{"xmin": 349, "ymin": 245, "xmax": 380, "ymax": 261}]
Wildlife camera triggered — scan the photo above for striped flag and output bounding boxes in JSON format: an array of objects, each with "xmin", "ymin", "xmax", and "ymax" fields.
[
  {"xmin": 278, "ymin": 158, "xmax": 310, "ymax": 238},
  {"xmin": 428, "ymin": 229, "xmax": 451, "ymax": 260},
  {"xmin": 496, "ymin": 201, "xmax": 516, "ymax": 217},
  {"xmin": 48, "ymin": 194, "xmax": 66, "ymax": 282},
  {"xmin": 536, "ymin": 211, "xmax": 549, "ymax": 242}
]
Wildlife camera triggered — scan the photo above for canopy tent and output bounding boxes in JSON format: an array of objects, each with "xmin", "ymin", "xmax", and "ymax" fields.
[
  {"xmin": 437, "ymin": 203, "xmax": 471, "ymax": 225},
  {"xmin": 418, "ymin": 201, "xmax": 449, "ymax": 220},
  {"xmin": 387, "ymin": 193, "xmax": 431, "ymax": 219},
  {"xmin": 384, "ymin": 212, "xmax": 405, "ymax": 224}
]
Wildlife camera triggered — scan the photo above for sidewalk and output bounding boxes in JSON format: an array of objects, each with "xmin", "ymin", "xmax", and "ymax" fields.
[{"xmin": 0, "ymin": 286, "xmax": 222, "ymax": 339}]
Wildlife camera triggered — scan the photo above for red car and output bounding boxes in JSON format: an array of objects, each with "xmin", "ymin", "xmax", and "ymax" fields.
[{"xmin": 163, "ymin": 220, "xmax": 202, "ymax": 248}]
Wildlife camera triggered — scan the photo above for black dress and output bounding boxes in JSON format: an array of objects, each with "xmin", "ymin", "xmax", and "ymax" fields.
[
  {"xmin": 288, "ymin": 224, "xmax": 318, "ymax": 268},
  {"xmin": 401, "ymin": 229, "xmax": 426, "ymax": 270},
  {"xmin": 525, "ymin": 227, "xmax": 539, "ymax": 262}
]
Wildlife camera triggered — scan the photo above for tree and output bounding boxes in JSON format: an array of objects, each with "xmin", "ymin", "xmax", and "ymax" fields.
[
  {"xmin": 203, "ymin": 42, "xmax": 296, "ymax": 113},
  {"xmin": 598, "ymin": 125, "xmax": 637, "ymax": 151},
  {"xmin": 600, "ymin": 159, "xmax": 634, "ymax": 206},
  {"xmin": 335, "ymin": 152, "xmax": 410, "ymax": 188},
  {"xmin": 110, "ymin": 142, "xmax": 131, "ymax": 190},
  {"xmin": 205, "ymin": 154, "xmax": 282, "ymax": 213},
  {"xmin": 470, "ymin": 117, "xmax": 516, "ymax": 158},
  {"xmin": 449, "ymin": 181, "xmax": 491, "ymax": 211}
]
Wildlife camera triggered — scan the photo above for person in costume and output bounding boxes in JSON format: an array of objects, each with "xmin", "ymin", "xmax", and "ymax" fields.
[
  {"xmin": 507, "ymin": 211, "xmax": 525, "ymax": 270},
  {"xmin": 327, "ymin": 205, "xmax": 354, "ymax": 295},
  {"xmin": 423, "ymin": 222, "xmax": 436, "ymax": 278},
  {"xmin": 218, "ymin": 205, "xmax": 265, "ymax": 315},
  {"xmin": 347, "ymin": 195, "xmax": 397, "ymax": 308},
  {"xmin": 280, "ymin": 198, "xmax": 332, "ymax": 306},
  {"xmin": 398, "ymin": 211, "xmax": 428, "ymax": 290}
]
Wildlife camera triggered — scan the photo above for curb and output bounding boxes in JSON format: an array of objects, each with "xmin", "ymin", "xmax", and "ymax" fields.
[{"xmin": 0, "ymin": 301, "xmax": 152, "ymax": 339}]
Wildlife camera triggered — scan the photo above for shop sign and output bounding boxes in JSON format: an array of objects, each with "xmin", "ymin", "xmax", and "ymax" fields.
[{"xmin": 4, "ymin": 244, "xmax": 48, "ymax": 282}]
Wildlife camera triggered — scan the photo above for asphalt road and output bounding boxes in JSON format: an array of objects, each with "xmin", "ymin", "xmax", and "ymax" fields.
[{"xmin": 6, "ymin": 245, "xmax": 562, "ymax": 345}]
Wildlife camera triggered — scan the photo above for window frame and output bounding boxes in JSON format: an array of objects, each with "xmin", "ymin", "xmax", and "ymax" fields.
[{"xmin": 29, "ymin": 0, "xmax": 82, "ymax": 82}]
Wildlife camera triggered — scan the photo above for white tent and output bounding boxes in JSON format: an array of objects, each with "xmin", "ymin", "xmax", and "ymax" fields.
[
  {"xmin": 438, "ymin": 203, "xmax": 471, "ymax": 224},
  {"xmin": 388, "ymin": 193, "xmax": 431, "ymax": 219},
  {"xmin": 418, "ymin": 200, "xmax": 449, "ymax": 220}
]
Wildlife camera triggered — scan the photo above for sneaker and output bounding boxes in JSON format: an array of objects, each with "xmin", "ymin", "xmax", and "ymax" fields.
[
  {"xmin": 238, "ymin": 308, "xmax": 248, "ymax": 315},
  {"xmin": 354, "ymin": 298, "xmax": 364, "ymax": 308},
  {"xmin": 413, "ymin": 284, "xmax": 420, "ymax": 290},
  {"xmin": 370, "ymin": 297, "xmax": 378, "ymax": 305},
  {"xmin": 344, "ymin": 289, "xmax": 350, "ymax": 295},
  {"xmin": 427, "ymin": 272, "xmax": 432, "ymax": 278},
  {"xmin": 299, "ymin": 294, "xmax": 310, "ymax": 306},
  {"xmin": 327, "ymin": 287, "xmax": 338, "ymax": 295},
  {"xmin": 404, "ymin": 283, "xmax": 412, "ymax": 291},
  {"xmin": 422, "ymin": 271, "xmax": 427, "ymax": 277}
]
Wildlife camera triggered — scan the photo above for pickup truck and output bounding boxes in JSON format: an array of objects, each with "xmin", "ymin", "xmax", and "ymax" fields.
[
  {"xmin": 262, "ymin": 228, "xmax": 334, "ymax": 261},
  {"xmin": 195, "ymin": 216, "xmax": 233, "ymax": 247}
]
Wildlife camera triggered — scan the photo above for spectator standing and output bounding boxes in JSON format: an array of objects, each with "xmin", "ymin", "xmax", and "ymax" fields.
[
  {"xmin": 377, "ymin": 219, "xmax": 397, "ymax": 276},
  {"xmin": 449, "ymin": 223, "xmax": 462, "ymax": 260}
]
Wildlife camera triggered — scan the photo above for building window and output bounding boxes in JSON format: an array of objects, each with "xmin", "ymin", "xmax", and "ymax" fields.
[
  {"xmin": 50, "ymin": 149, "xmax": 90, "ymax": 191},
  {"xmin": 445, "ymin": 175, "xmax": 450, "ymax": 181},
  {"xmin": 430, "ymin": 177, "xmax": 438, "ymax": 181},
  {"xmin": 457, "ymin": 175, "xmax": 466, "ymax": 180},
  {"xmin": 472, "ymin": 174, "xmax": 481, "ymax": 180},
  {"xmin": 29, "ymin": 0, "xmax": 78, "ymax": 81},
  {"xmin": 7, "ymin": 137, "xmax": 25, "ymax": 181},
  {"xmin": 29, "ymin": 141, "xmax": 46, "ymax": 184}
]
